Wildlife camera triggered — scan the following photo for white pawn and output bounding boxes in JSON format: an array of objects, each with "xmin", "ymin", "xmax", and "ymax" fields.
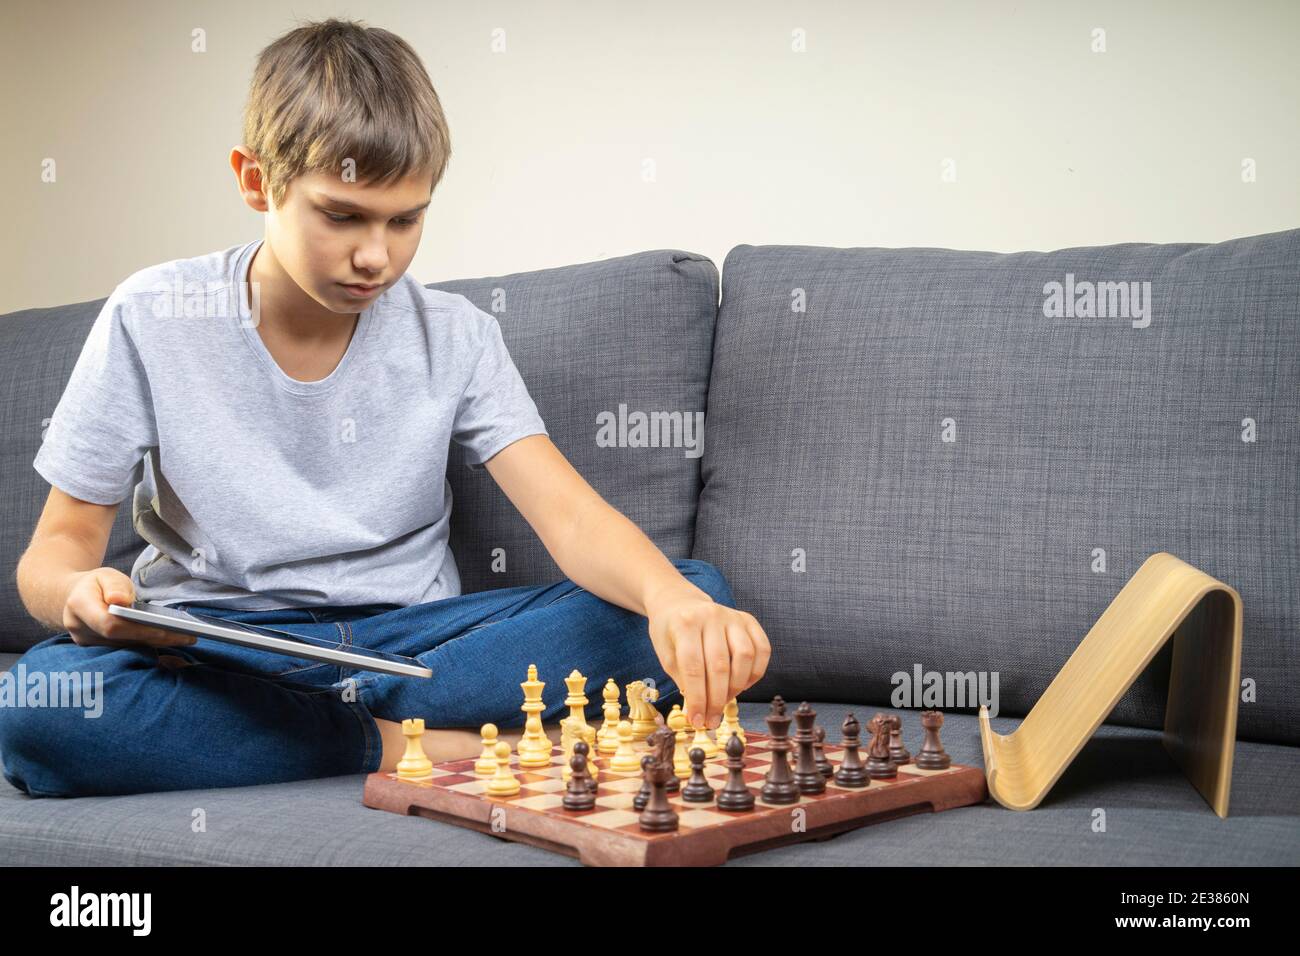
[
  {"xmin": 609, "ymin": 720, "xmax": 642, "ymax": 773},
  {"xmin": 474, "ymin": 723, "xmax": 500, "ymax": 775},
  {"xmin": 596, "ymin": 678, "xmax": 622, "ymax": 754},
  {"xmin": 691, "ymin": 719, "xmax": 719, "ymax": 759},
  {"xmin": 486, "ymin": 741, "xmax": 520, "ymax": 796}
]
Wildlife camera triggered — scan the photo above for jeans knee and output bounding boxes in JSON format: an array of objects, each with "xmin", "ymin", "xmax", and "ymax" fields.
[
  {"xmin": 672, "ymin": 558, "xmax": 735, "ymax": 607},
  {"xmin": 0, "ymin": 638, "xmax": 148, "ymax": 797}
]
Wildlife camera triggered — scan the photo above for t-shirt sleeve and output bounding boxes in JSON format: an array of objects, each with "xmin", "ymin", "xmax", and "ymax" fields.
[
  {"xmin": 451, "ymin": 307, "xmax": 549, "ymax": 470},
  {"xmin": 33, "ymin": 286, "xmax": 158, "ymax": 505}
]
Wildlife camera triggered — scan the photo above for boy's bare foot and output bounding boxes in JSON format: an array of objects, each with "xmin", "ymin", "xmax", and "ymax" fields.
[{"xmin": 374, "ymin": 717, "xmax": 565, "ymax": 770}]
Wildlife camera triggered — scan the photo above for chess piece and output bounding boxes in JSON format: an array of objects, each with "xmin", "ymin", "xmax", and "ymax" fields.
[
  {"xmin": 562, "ymin": 747, "xmax": 596, "ymax": 811},
  {"xmin": 690, "ymin": 718, "xmax": 719, "ymax": 759},
  {"xmin": 865, "ymin": 713, "xmax": 897, "ymax": 780},
  {"xmin": 517, "ymin": 664, "xmax": 554, "ymax": 768},
  {"xmin": 833, "ymin": 713, "xmax": 868, "ymax": 788},
  {"xmin": 560, "ymin": 670, "xmax": 598, "ymax": 781},
  {"xmin": 716, "ymin": 733, "xmax": 756, "ymax": 812},
  {"xmin": 760, "ymin": 696, "xmax": 799, "ymax": 804},
  {"xmin": 669, "ymin": 705, "xmax": 692, "ymax": 779},
  {"xmin": 486, "ymin": 741, "xmax": 520, "ymax": 796},
  {"xmin": 474, "ymin": 723, "xmax": 500, "ymax": 775},
  {"xmin": 626, "ymin": 680, "xmax": 659, "ymax": 741},
  {"xmin": 792, "ymin": 702, "xmax": 826, "ymax": 795},
  {"xmin": 813, "ymin": 725, "xmax": 833, "ymax": 778},
  {"xmin": 574, "ymin": 740, "xmax": 599, "ymax": 794},
  {"xmin": 715, "ymin": 697, "xmax": 746, "ymax": 752},
  {"xmin": 396, "ymin": 718, "xmax": 434, "ymax": 781},
  {"xmin": 610, "ymin": 720, "xmax": 641, "ymax": 773},
  {"xmin": 638, "ymin": 727, "xmax": 679, "ymax": 832},
  {"xmin": 681, "ymin": 747, "xmax": 715, "ymax": 803},
  {"xmin": 633, "ymin": 754, "xmax": 655, "ymax": 811},
  {"xmin": 915, "ymin": 709, "xmax": 952, "ymax": 770},
  {"xmin": 596, "ymin": 678, "xmax": 621, "ymax": 754},
  {"xmin": 888, "ymin": 714, "xmax": 912, "ymax": 766}
]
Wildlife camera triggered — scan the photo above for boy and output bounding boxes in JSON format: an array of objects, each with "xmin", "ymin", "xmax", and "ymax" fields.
[{"xmin": 0, "ymin": 19, "xmax": 769, "ymax": 797}]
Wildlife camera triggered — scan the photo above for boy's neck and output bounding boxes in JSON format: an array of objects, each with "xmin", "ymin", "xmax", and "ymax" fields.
[{"xmin": 246, "ymin": 238, "xmax": 360, "ymax": 342}]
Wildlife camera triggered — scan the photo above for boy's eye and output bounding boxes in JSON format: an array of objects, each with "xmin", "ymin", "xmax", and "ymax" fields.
[{"xmin": 323, "ymin": 211, "xmax": 421, "ymax": 228}]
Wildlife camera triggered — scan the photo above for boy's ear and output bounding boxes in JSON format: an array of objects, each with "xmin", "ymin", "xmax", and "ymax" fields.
[{"xmin": 230, "ymin": 146, "xmax": 270, "ymax": 213}]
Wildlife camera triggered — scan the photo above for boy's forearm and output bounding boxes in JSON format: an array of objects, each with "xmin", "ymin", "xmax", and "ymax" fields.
[
  {"xmin": 550, "ymin": 501, "xmax": 711, "ymax": 619},
  {"xmin": 17, "ymin": 535, "xmax": 99, "ymax": 631}
]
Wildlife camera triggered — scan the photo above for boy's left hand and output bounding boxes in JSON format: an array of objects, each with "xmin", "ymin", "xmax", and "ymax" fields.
[{"xmin": 645, "ymin": 592, "xmax": 771, "ymax": 731}]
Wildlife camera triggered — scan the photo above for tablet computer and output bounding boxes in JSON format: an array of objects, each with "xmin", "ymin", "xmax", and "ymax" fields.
[{"xmin": 107, "ymin": 601, "xmax": 432, "ymax": 678}]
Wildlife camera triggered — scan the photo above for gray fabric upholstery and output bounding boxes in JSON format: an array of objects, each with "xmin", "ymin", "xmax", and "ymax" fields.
[
  {"xmin": 0, "ymin": 657, "xmax": 1291, "ymax": 865},
  {"xmin": 0, "ymin": 301, "xmax": 147, "ymax": 652},
  {"xmin": 428, "ymin": 249, "xmax": 718, "ymax": 595},
  {"xmin": 694, "ymin": 230, "xmax": 1300, "ymax": 746}
]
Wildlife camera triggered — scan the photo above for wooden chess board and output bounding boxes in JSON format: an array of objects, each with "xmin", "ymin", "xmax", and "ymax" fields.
[{"xmin": 362, "ymin": 730, "xmax": 988, "ymax": 866}]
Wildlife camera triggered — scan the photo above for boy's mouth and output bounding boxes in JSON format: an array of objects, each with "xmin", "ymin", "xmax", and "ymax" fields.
[{"xmin": 339, "ymin": 282, "xmax": 382, "ymax": 297}]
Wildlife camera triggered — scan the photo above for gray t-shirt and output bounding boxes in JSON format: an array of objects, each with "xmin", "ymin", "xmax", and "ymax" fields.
[{"xmin": 34, "ymin": 238, "xmax": 548, "ymax": 610}]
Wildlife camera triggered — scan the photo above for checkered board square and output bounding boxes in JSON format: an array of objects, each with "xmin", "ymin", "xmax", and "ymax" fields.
[{"xmin": 362, "ymin": 729, "xmax": 988, "ymax": 866}]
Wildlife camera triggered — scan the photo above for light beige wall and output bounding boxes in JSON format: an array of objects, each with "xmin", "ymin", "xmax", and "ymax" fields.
[{"xmin": 2, "ymin": 0, "xmax": 1296, "ymax": 314}]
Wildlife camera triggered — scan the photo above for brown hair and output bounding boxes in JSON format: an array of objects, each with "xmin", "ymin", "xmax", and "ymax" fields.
[{"xmin": 242, "ymin": 18, "xmax": 451, "ymax": 208}]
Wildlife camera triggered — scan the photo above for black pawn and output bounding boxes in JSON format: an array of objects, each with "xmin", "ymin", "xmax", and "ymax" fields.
[
  {"xmin": 717, "ymin": 733, "xmax": 756, "ymax": 812},
  {"xmin": 888, "ymin": 715, "xmax": 912, "ymax": 766},
  {"xmin": 833, "ymin": 713, "xmax": 868, "ymax": 788},
  {"xmin": 814, "ymin": 725, "xmax": 834, "ymax": 778},
  {"xmin": 681, "ymin": 747, "xmax": 715, "ymax": 803},
  {"xmin": 633, "ymin": 754, "xmax": 654, "ymax": 811},
  {"xmin": 562, "ymin": 748, "xmax": 596, "ymax": 811},
  {"xmin": 574, "ymin": 740, "xmax": 599, "ymax": 793}
]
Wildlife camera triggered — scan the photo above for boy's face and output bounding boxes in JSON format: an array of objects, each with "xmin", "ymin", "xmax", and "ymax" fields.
[{"xmin": 235, "ymin": 151, "xmax": 433, "ymax": 314}]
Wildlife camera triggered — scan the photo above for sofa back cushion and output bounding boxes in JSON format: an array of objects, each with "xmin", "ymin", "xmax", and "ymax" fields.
[
  {"xmin": 429, "ymin": 249, "xmax": 718, "ymax": 594},
  {"xmin": 0, "ymin": 300, "xmax": 147, "ymax": 652},
  {"xmin": 694, "ymin": 230, "xmax": 1299, "ymax": 745}
]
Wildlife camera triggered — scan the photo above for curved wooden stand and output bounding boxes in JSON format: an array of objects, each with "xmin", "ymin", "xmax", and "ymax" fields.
[{"xmin": 979, "ymin": 552, "xmax": 1242, "ymax": 817}]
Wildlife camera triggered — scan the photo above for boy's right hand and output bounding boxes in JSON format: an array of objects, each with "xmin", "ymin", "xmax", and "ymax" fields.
[{"xmin": 64, "ymin": 567, "xmax": 196, "ymax": 648}]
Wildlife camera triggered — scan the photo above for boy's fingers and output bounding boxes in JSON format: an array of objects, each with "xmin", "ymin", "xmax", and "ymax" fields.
[
  {"xmin": 702, "ymin": 619, "xmax": 729, "ymax": 729},
  {"xmin": 674, "ymin": 633, "xmax": 707, "ymax": 729}
]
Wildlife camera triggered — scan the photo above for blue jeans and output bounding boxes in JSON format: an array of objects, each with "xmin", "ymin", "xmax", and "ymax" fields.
[{"xmin": 0, "ymin": 558, "xmax": 734, "ymax": 797}]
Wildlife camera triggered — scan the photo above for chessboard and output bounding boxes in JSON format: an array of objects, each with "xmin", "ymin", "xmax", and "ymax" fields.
[{"xmin": 362, "ymin": 716, "xmax": 987, "ymax": 867}]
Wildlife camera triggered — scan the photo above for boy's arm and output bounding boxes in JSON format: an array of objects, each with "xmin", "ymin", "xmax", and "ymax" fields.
[
  {"xmin": 18, "ymin": 488, "xmax": 116, "ymax": 630},
  {"xmin": 483, "ymin": 435, "xmax": 771, "ymax": 731},
  {"xmin": 17, "ymin": 487, "xmax": 185, "ymax": 646}
]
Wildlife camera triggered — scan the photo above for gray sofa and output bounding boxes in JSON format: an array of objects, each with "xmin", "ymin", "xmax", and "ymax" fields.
[{"xmin": 2, "ymin": 232, "xmax": 1297, "ymax": 866}]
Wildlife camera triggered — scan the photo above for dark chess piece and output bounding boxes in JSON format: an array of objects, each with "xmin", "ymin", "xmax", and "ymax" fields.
[
  {"xmin": 865, "ymin": 713, "xmax": 897, "ymax": 780},
  {"xmin": 638, "ymin": 728, "xmax": 679, "ymax": 832},
  {"xmin": 633, "ymin": 754, "xmax": 654, "ymax": 811},
  {"xmin": 887, "ymin": 714, "xmax": 912, "ymax": 766},
  {"xmin": 914, "ymin": 709, "xmax": 952, "ymax": 770},
  {"xmin": 562, "ymin": 748, "xmax": 596, "ymax": 811},
  {"xmin": 832, "ymin": 713, "xmax": 868, "ymax": 788},
  {"xmin": 761, "ymin": 696, "xmax": 800, "ymax": 804},
  {"xmin": 813, "ymin": 725, "xmax": 833, "ymax": 778},
  {"xmin": 681, "ymin": 747, "xmax": 715, "ymax": 803},
  {"xmin": 792, "ymin": 702, "xmax": 826, "ymax": 795},
  {"xmin": 573, "ymin": 740, "xmax": 599, "ymax": 794},
  {"xmin": 717, "ymin": 733, "xmax": 756, "ymax": 811}
]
